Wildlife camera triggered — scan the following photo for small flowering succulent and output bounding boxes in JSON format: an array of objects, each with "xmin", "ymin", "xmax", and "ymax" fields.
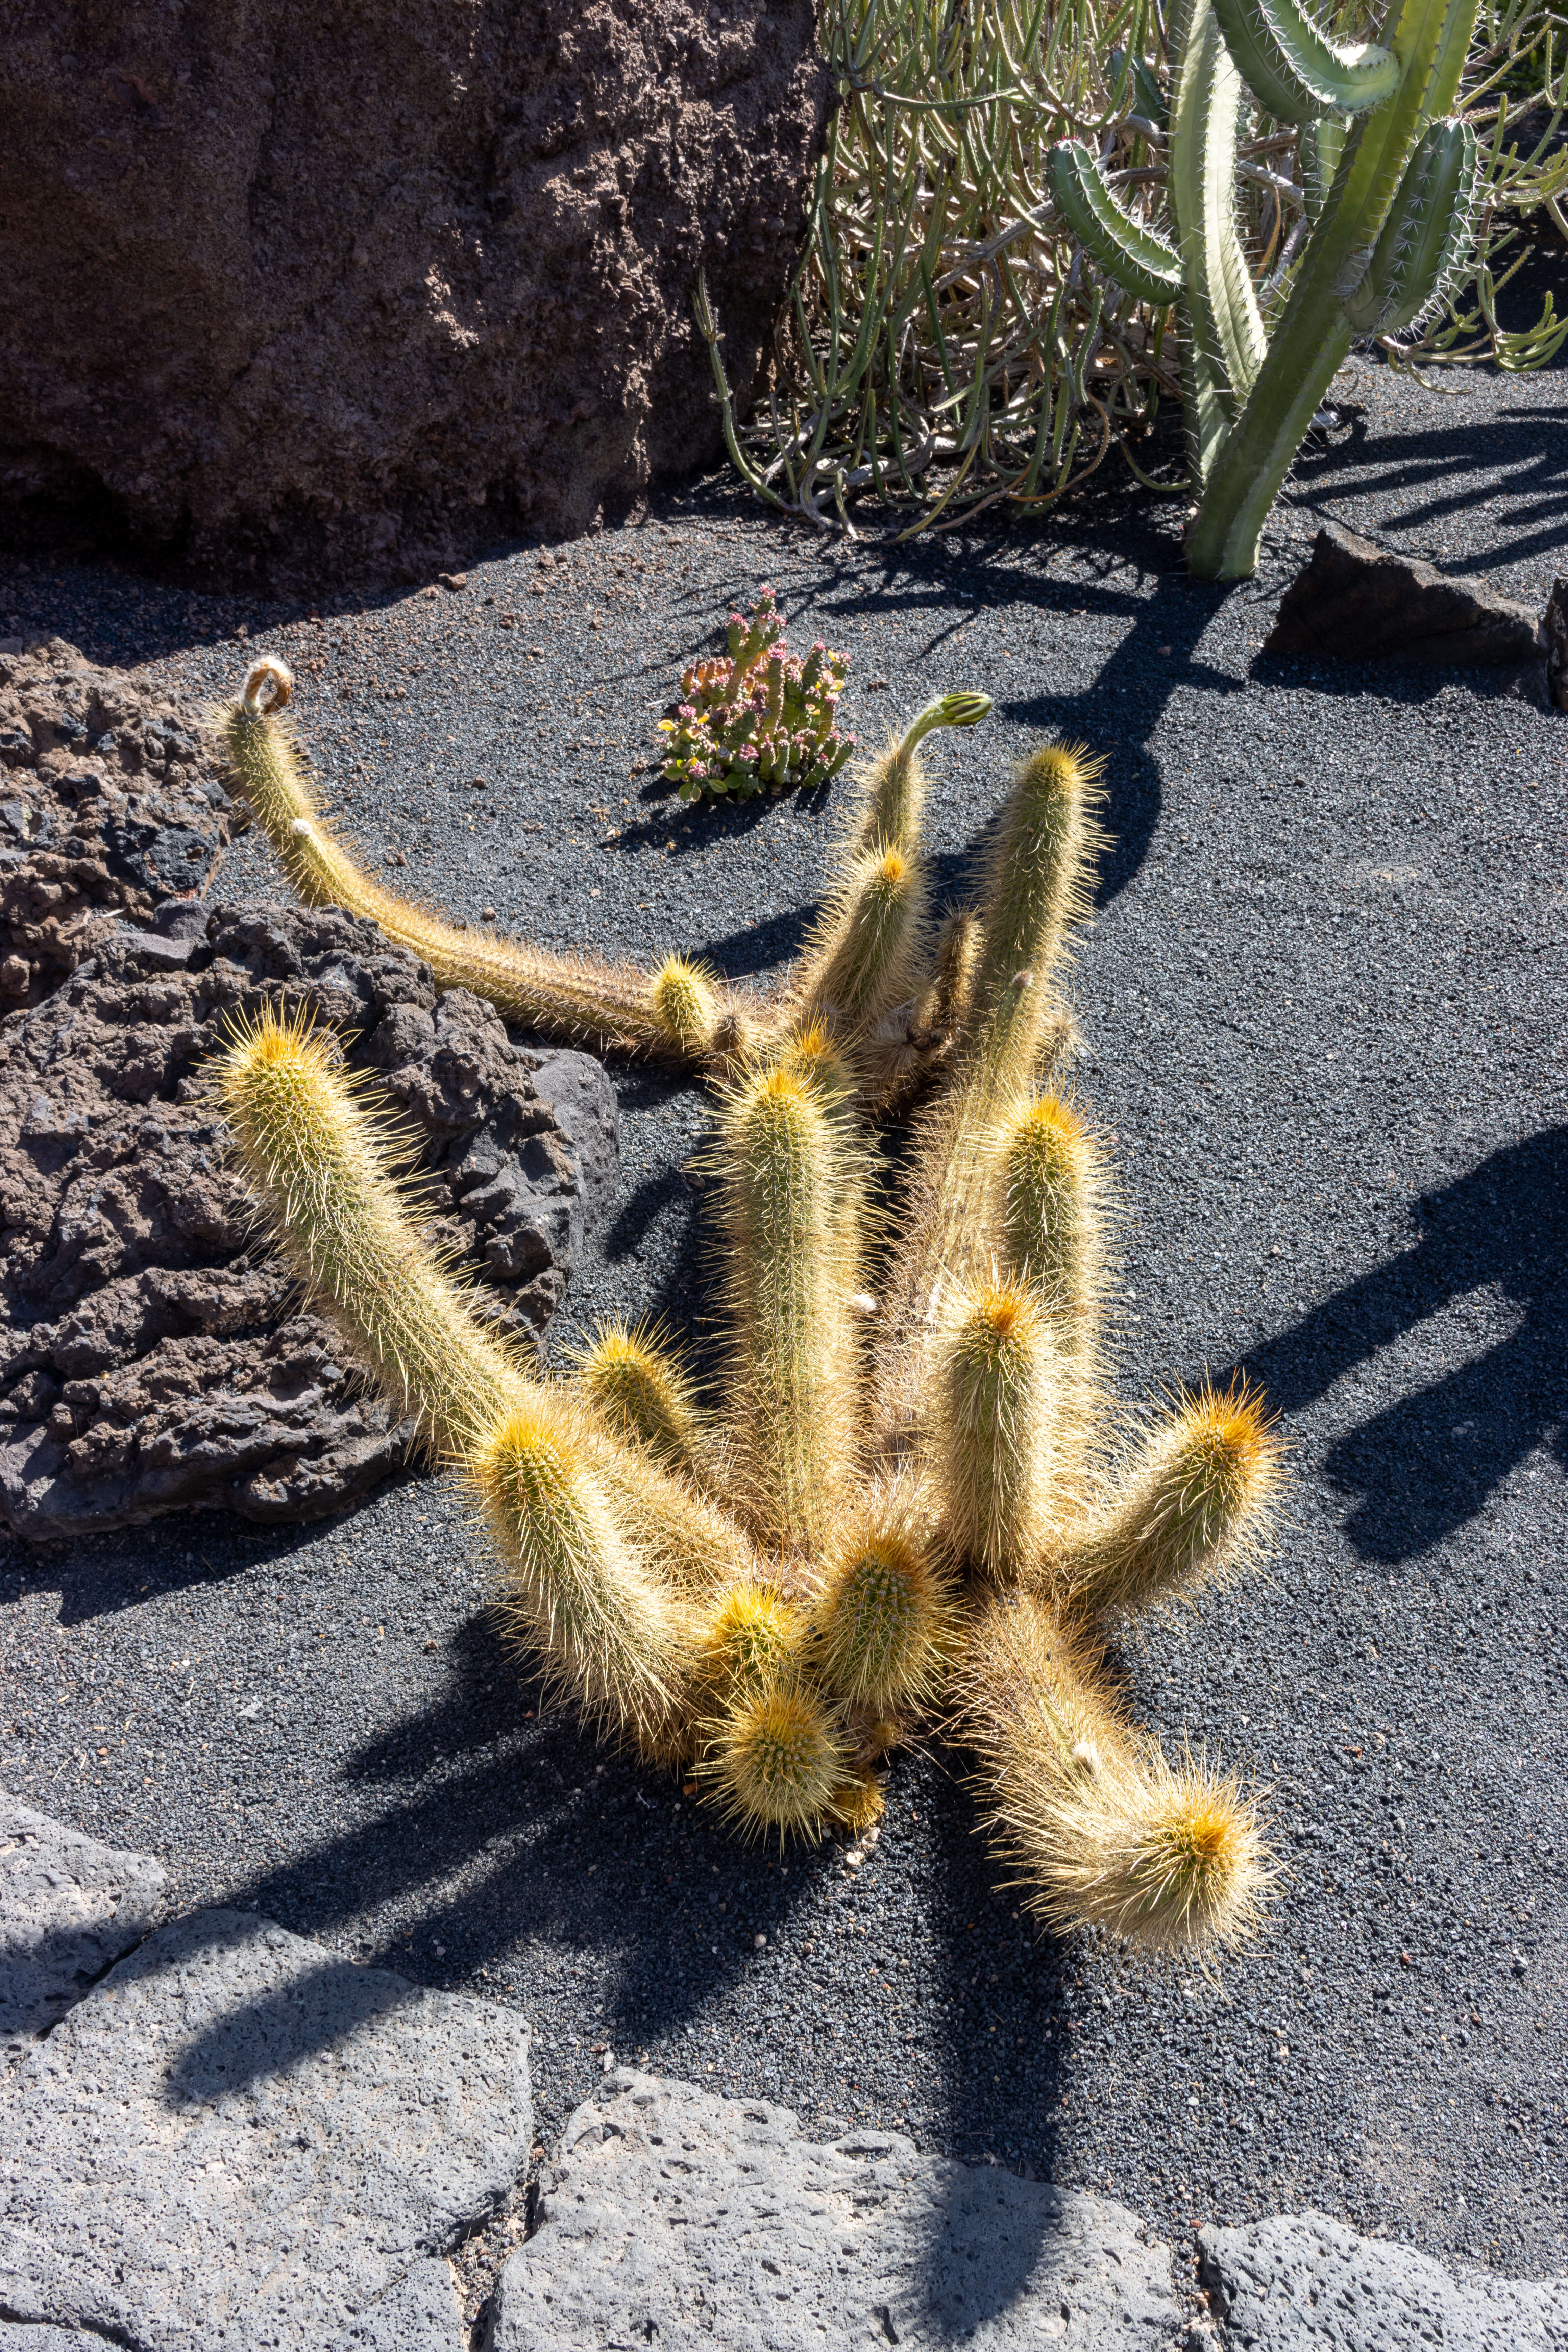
[{"xmin": 659, "ymin": 587, "xmax": 855, "ymax": 804}]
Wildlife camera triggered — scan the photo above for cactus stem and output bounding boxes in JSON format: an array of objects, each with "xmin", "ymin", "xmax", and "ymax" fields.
[
  {"xmin": 1056, "ymin": 1378, "xmax": 1283, "ymax": 1622},
  {"xmin": 701, "ymin": 1678, "xmax": 847, "ymax": 1842},
  {"xmin": 934, "ymin": 1276, "xmax": 1060, "ymax": 1583},
  {"xmin": 220, "ymin": 663, "xmax": 752, "ymax": 1062},
  {"xmin": 963, "ymin": 1590, "xmax": 1272, "ymax": 1951}
]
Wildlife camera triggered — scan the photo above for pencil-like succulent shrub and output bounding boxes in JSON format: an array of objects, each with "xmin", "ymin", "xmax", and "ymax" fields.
[
  {"xmin": 218, "ymin": 657, "xmax": 1286, "ymax": 1956},
  {"xmin": 659, "ymin": 587, "xmax": 855, "ymax": 802}
]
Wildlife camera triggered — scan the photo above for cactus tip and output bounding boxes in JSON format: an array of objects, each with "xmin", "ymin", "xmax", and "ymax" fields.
[{"xmin": 241, "ymin": 655, "xmax": 293, "ymax": 718}]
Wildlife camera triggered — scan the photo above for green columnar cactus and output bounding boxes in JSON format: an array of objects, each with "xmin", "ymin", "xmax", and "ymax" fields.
[
  {"xmin": 219, "ymin": 664, "xmax": 1289, "ymax": 1953},
  {"xmin": 1051, "ymin": 0, "xmax": 1484, "ymax": 577}
]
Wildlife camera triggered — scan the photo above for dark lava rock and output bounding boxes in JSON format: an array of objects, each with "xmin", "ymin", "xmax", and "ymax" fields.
[
  {"xmin": 0, "ymin": 0, "xmax": 829, "ymax": 588},
  {"xmin": 1266, "ymin": 521, "xmax": 1545, "ymax": 667},
  {"xmin": 0, "ymin": 637, "xmax": 231, "ymax": 1007},
  {"xmin": 1545, "ymin": 573, "xmax": 1568, "ymax": 712},
  {"xmin": 0, "ymin": 904, "xmax": 618, "ymax": 1539}
]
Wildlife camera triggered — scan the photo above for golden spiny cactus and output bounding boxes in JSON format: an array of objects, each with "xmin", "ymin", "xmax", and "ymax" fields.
[{"xmin": 216, "ymin": 657, "xmax": 1285, "ymax": 1956}]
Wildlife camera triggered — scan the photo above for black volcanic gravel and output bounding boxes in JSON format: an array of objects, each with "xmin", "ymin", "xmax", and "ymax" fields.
[{"xmin": 1, "ymin": 352, "xmax": 1564, "ymax": 2293}]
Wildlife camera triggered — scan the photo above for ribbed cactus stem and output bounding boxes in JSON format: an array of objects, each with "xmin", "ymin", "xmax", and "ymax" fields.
[
  {"xmin": 475, "ymin": 1406, "xmax": 699, "ymax": 1759},
  {"xmin": 795, "ymin": 694, "xmax": 990, "ymax": 1043},
  {"xmin": 698, "ymin": 1582, "xmax": 804, "ymax": 1700},
  {"xmin": 650, "ymin": 956, "xmax": 724, "ymax": 1056},
  {"xmin": 881, "ymin": 746, "xmax": 1098, "ymax": 1390},
  {"xmin": 220, "ymin": 662, "xmax": 744, "ymax": 1062},
  {"xmin": 964, "ymin": 1591, "xmax": 1271, "ymax": 1951},
  {"xmin": 218, "ymin": 1007, "xmax": 743, "ymax": 1658},
  {"xmin": 216, "ymin": 1007, "xmax": 528, "ymax": 1456},
  {"xmin": 714, "ymin": 1062, "xmax": 865, "ymax": 1556},
  {"xmin": 965, "ymin": 743, "xmax": 1102, "ymax": 1093},
  {"xmin": 801, "ymin": 842, "xmax": 928, "ymax": 1035},
  {"xmin": 576, "ymin": 1321, "xmax": 706, "ymax": 1477},
  {"xmin": 811, "ymin": 1489, "xmax": 955, "ymax": 1712},
  {"xmin": 998, "ymin": 1094, "xmax": 1107, "ymax": 1345},
  {"xmin": 778, "ymin": 1018, "xmax": 857, "ymax": 1112},
  {"xmin": 1050, "ymin": 142, "xmax": 1184, "ymax": 304},
  {"xmin": 935, "ymin": 1278, "xmax": 1058, "ymax": 1582},
  {"xmin": 1207, "ymin": 0, "xmax": 1399, "ymax": 123},
  {"xmin": 850, "ymin": 692, "xmax": 993, "ymax": 856},
  {"xmin": 703, "ymin": 1679, "xmax": 847, "ymax": 1840},
  {"xmin": 1057, "ymin": 1380, "xmax": 1281, "ymax": 1621},
  {"xmin": 1184, "ymin": 0, "xmax": 1480, "ymax": 575}
]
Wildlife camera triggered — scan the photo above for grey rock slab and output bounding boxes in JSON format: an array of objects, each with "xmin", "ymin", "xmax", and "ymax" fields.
[
  {"xmin": 0, "ymin": 1795, "xmax": 165, "ymax": 2053},
  {"xmin": 0, "ymin": 1906, "xmax": 530, "ymax": 2350},
  {"xmin": 490, "ymin": 2067, "xmax": 1179, "ymax": 2350},
  {"xmin": 0, "ymin": 2327, "xmax": 95, "ymax": 2351},
  {"xmin": 1199, "ymin": 2212, "xmax": 1568, "ymax": 2351},
  {"xmin": 326, "ymin": 2256, "xmax": 465, "ymax": 2352}
]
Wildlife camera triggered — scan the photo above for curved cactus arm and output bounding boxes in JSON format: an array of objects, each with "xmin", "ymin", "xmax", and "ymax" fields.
[
  {"xmin": 1208, "ymin": 0, "xmax": 1399, "ymax": 125},
  {"xmin": 1170, "ymin": 0, "xmax": 1267, "ymax": 483},
  {"xmin": 1050, "ymin": 142, "xmax": 1183, "ymax": 306},
  {"xmin": 1186, "ymin": 0, "xmax": 1480, "ymax": 576},
  {"xmin": 1344, "ymin": 118, "xmax": 1481, "ymax": 334}
]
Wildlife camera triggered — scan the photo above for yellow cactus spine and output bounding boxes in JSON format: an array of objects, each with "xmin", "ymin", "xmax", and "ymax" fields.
[
  {"xmin": 713, "ymin": 1059, "xmax": 866, "ymax": 1557},
  {"xmin": 216, "ymin": 671, "xmax": 1293, "ymax": 1958},
  {"xmin": 964, "ymin": 741, "xmax": 1103, "ymax": 1093},
  {"xmin": 794, "ymin": 695, "xmax": 992, "ymax": 1049},
  {"xmin": 850, "ymin": 692, "xmax": 993, "ymax": 858},
  {"xmin": 881, "ymin": 746, "xmax": 1099, "ymax": 1390},
  {"xmin": 801, "ymin": 840, "xmax": 929, "ymax": 1038},
  {"xmin": 810, "ymin": 1493, "xmax": 957, "ymax": 1715},
  {"xmin": 217, "ymin": 1007, "xmax": 737, "ymax": 1756},
  {"xmin": 1057, "ymin": 1381, "xmax": 1283, "ymax": 1624},
  {"xmin": 998, "ymin": 1093, "xmax": 1107, "ymax": 1340},
  {"xmin": 698, "ymin": 1581, "xmax": 804, "ymax": 1701},
  {"xmin": 964, "ymin": 1591, "xmax": 1271, "ymax": 1952},
  {"xmin": 703, "ymin": 1678, "xmax": 848, "ymax": 1841},
  {"xmin": 649, "ymin": 955, "xmax": 725, "ymax": 1056},
  {"xmin": 215, "ymin": 1006, "xmax": 526, "ymax": 1455},
  {"xmin": 934, "ymin": 1277, "xmax": 1058, "ymax": 1582},
  {"xmin": 777, "ymin": 1018, "xmax": 857, "ymax": 1113},
  {"xmin": 219, "ymin": 661, "xmax": 744, "ymax": 1063},
  {"xmin": 474, "ymin": 1406, "xmax": 699, "ymax": 1760},
  {"xmin": 575, "ymin": 1321, "xmax": 706, "ymax": 1477}
]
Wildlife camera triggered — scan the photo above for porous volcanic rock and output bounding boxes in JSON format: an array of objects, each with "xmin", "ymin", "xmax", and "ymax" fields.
[
  {"xmin": 492, "ymin": 2068, "xmax": 1183, "ymax": 2348},
  {"xmin": 0, "ymin": 0, "xmax": 830, "ymax": 587},
  {"xmin": 0, "ymin": 1906, "xmax": 526, "ymax": 2350},
  {"xmin": 0, "ymin": 903, "xmax": 618, "ymax": 1539},
  {"xmin": 0, "ymin": 636, "xmax": 231, "ymax": 1006},
  {"xmin": 0, "ymin": 1798, "xmax": 165, "ymax": 2057},
  {"xmin": 1198, "ymin": 2210, "xmax": 1568, "ymax": 2350}
]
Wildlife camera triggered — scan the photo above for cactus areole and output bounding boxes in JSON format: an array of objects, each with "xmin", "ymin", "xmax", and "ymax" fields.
[
  {"xmin": 219, "ymin": 658, "xmax": 1285, "ymax": 1957},
  {"xmin": 1051, "ymin": 0, "xmax": 1482, "ymax": 578}
]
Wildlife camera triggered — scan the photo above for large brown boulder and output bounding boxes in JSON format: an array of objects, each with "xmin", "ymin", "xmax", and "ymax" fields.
[{"xmin": 0, "ymin": 0, "xmax": 829, "ymax": 586}]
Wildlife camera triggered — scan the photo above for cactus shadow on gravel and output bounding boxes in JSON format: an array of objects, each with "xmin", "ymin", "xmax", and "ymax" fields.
[
  {"xmin": 1284, "ymin": 402, "xmax": 1568, "ymax": 580},
  {"xmin": 107, "ymin": 1594, "xmax": 1072, "ymax": 2228},
  {"xmin": 1226, "ymin": 1127, "xmax": 1568, "ymax": 1561}
]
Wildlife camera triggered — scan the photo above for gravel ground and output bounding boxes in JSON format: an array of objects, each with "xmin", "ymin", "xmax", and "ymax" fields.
[{"xmin": 1, "ymin": 351, "xmax": 1564, "ymax": 2301}]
